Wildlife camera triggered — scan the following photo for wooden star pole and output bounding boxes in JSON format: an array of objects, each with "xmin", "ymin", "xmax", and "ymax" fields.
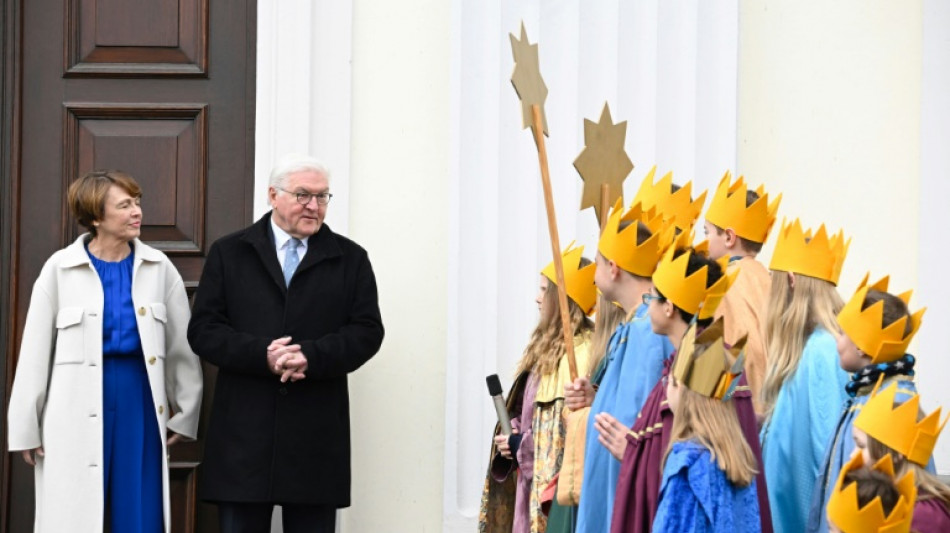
[
  {"xmin": 510, "ymin": 23, "xmax": 577, "ymax": 381},
  {"xmin": 530, "ymin": 105, "xmax": 578, "ymax": 382},
  {"xmin": 573, "ymin": 102, "xmax": 634, "ymax": 235}
]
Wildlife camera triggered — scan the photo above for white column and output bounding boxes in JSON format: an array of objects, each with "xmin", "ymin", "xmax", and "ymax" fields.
[
  {"xmin": 919, "ymin": 0, "xmax": 950, "ymax": 471},
  {"xmin": 254, "ymin": 0, "xmax": 353, "ymax": 233}
]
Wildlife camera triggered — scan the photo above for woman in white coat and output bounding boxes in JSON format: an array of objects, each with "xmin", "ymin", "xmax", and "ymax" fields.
[{"xmin": 6, "ymin": 170, "xmax": 203, "ymax": 532}]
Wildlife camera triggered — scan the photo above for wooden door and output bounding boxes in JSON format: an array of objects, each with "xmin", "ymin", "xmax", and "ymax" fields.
[{"xmin": 0, "ymin": 0, "xmax": 257, "ymax": 531}]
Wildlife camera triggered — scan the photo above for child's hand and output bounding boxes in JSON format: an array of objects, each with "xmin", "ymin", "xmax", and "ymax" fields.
[
  {"xmin": 494, "ymin": 428, "xmax": 519, "ymax": 459},
  {"xmin": 564, "ymin": 377, "xmax": 595, "ymax": 409},
  {"xmin": 594, "ymin": 412, "xmax": 629, "ymax": 461}
]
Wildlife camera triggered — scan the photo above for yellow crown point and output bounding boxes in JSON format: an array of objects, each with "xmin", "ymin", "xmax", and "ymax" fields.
[
  {"xmin": 632, "ymin": 166, "xmax": 707, "ymax": 232},
  {"xmin": 837, "ymin": 273, "xmax": 927, "ymax": 363},
  {"xmin": 827, "ymin": 452, "xmax": 916, "ymax": 533},
  {"xmin": 854, "ymin": 378, "xmax": 949, "ymax": 467},
  {"xmin": 671, "ymin": 318, "xmax": 747, "ymax": 399},
  {"xmin": 541, "ymin": 242, "xmax": 598, "ymax": 315},
  {"xmin": 598, "ymin": 200, "xmax": 675, "ymax": 277},
  {"xmin": 652, "ymin": 246, "xmax": 738, "ymax": 318},
  {"xmin": 667, "ymin": 225, "xmax": 700, "ymax": 254},
  {"xmin": 769, "ymin": 218, "xmax": 851, "ymax": 285},
  {"xmin": 704, "ymin": 171, "xmax": 782, "ymax": 244}
]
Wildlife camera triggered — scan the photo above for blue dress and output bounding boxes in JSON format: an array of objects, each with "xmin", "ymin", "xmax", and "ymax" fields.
[
  {"xmin": 576, "ymin": 303, "xmax": 674, "ymax": 533},
  {"xmin": 652, "ymin": 440, "xmax": 762, "ymax": 533},
  {"xmin": 806, "ymin": 373, "xmax": 930, "ymax": 532},
  {"xmin": 88, "ymin": 244, "xmax": 163, "ymax": 532},
  {"xmin": 759, "ymin": 329, "xmax": 849, "ymax": 533}
]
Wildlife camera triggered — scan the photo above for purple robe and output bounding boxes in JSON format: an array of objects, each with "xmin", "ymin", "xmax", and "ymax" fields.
[
  {"xmin": 912, "ymin": 499, "xmax": 950, "ymax": 533},
  {"xmin": 610, "ymin": 361, "xmax": 773, "ymax": 533},
  {"xmin": 510, "ymin": 374, "xmax": 540, "ymax": 533}
]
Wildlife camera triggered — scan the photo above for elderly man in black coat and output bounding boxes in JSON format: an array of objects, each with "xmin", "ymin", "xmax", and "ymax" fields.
[{"xmin": 187, "ymin": 153, "xmax": 384, "ymax": 533}]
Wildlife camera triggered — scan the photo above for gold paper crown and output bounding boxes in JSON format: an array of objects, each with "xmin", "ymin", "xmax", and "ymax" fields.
[
  {"xmin": 769, "ymin": 218, "xmax": 851, "ymax": 285},
  {"xmin": 671, "ymin": 318, "xmax": 746, "ymax": 400},
  {"xmin": 827, "ymin": 453, "xmax": 916, "ymax": 533},
  {"xmin": 854, "ymin": 378, "xmax": 948, "ymax": 467},
  {"xmin": 651, "ymin": 244, "xmax": 737, "ymax": 319},
  {"xmin": 704, "ymin": 171, "xmax": 782, "ymax": 244},
  {"xmin": 631, "ymin": 166, "xmax": 707, "ymax": 232},
  {"xmin": 597, "ymin": 199, "xmax": 675, "ymax": 278},
  {"xmin": 541, "ymin": 243, "xmax": 598, "ymax": 316},
  {"xmin": 837, "ymin": 274, "xmax": 926, "ymax": 364}
]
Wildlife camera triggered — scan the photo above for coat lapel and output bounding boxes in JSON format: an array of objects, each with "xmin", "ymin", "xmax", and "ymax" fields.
[
  {"xmin": 296, "ymin": 224, "xmax": 342, "ymax": 276},
  {"xmin": 243, "ymin": 214, "xmax": 287, "ymax": 291}
]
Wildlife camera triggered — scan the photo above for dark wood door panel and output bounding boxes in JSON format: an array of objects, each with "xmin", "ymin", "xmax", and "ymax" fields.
[
  {"xmin": 64, "ymin": 104, "xmax": 209, "ymax": 257},
  {"xmin": 1, "ymin": 0, "xmax": 255, "ymax": 531},
  {"xmin": 67, "ymin": 0, "xmax": 208, "ymax": 76}
]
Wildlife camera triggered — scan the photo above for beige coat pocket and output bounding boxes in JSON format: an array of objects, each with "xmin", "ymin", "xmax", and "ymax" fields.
[
  {"xmin": 53, "ymin": 307, "xmax": 84, "ymax": 364},
  {"xmin": 149, "ymin": 303, "xmax": 167, "ymax": 356}
]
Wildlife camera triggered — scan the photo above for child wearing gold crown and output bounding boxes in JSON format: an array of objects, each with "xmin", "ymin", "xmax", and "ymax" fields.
[
  {"xmin": 826, "ymin": 453, "xmax": 916, "ymax": 533},
  {"xmin": 565, "ymin": 200, "xmax": 676, "ymax": 533},
  {"xmin": 851, "ymin": 379, "xmax": 950, "ymax": 531},
  {"xmin": 652, "ymin": 321, "xmax": 762, "ymax": 532},
  {"xmin": 477, "ymin": 245, "xmax": 596, "ymax": 533},
  {"xmin": 606, "ymin": 245, "xmax": 772, "ymax": 533},
  {"xmin": 806, "ymin": 274, "xmax": 928, "ymax": 532},
  {"xmin": 703, "ymin": 172, "xmax": 782, "ymax": 416},
  {"xmin": 757, "ymin": 220, "xmax": 852, "ymax": 533}
]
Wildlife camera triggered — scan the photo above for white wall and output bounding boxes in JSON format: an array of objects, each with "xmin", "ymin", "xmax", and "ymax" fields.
[{"xmin": 346, "ymin": 0, "xmax": 451, "ymax": 531}]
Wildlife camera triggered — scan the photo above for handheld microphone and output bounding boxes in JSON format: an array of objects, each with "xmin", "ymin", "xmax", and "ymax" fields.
[{"xmin": 486, "ymin": 374, "xmax": 512, "ymax": 435}]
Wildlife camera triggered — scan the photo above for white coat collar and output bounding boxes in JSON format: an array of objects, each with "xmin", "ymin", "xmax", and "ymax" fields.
[{"xmin": 58, "ymin": 233, "xmax": 165, "ymax": 268}]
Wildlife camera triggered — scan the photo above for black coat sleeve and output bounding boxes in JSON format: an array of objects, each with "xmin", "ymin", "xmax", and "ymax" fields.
[
  {"xmin": 298, "ymin": 247, "xmax": 384, "ymax": 379},
  {"xmin": 187, "ymin": 241, "xmax": 272, "ymax": 376}
]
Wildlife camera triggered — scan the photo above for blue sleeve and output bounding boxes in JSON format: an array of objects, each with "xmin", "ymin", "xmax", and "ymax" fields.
[
  {"xmin": 653, "ymin": 470, "xmax": 708, "ymax": 533},
  {"xmin": 613, "ymin": 316, "xmax": 673, "ymax": 423},
  {"xmin": 804, "ymin": 331, "xmax": 850, "ymax": 468}
]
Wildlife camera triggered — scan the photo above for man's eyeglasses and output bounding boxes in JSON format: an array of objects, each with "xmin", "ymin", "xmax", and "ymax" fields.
[
  {"xmin": 642, "ymin": 293, "xmax": 664, "ymax": 305},
  {"xmin": 277, "ymin": 187, "xmax": 333, "ymax": 206}
]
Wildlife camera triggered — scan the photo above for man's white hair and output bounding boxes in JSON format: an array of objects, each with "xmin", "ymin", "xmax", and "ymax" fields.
[{"xmin": 268, "ymin": 153, "xmax": 332, "ymax": 190}]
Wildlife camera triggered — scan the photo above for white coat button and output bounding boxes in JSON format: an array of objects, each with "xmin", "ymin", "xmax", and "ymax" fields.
[
  {"xmin": 158, "ymin": 405, "xmax": 164, "ymax": 414},
  {"xmin": 138, "ymin": 307, "xmax": 146, "ymax": 316},
  {"xmin": 148, "ymin": 356, "xmax": 156, "ymax": 365}
]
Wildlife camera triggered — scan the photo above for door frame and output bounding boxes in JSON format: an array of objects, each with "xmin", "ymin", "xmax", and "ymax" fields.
[{"xmin": 0, "ymin": 0, "xmax": 22, "ymax": 525}]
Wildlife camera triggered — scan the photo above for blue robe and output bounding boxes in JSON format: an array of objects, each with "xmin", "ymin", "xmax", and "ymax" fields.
[
  {"xmin": 576, "ymin": 303, "xmax": 673, "ymax": 533},
  {"xmin": 652, "ymin": 440, "xmax": 762, "ymax": 533},
  {"xmin": 806, "ymin": 373, "xmax": 931, "ymax": 532},
  {"xmin": 759, "ymin": 328, "xmax": 849, "ymax": 533}
]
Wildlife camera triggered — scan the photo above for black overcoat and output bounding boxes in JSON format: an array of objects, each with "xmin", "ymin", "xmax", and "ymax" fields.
[{"xmin": 187, "ymin": 213, "xmax": 384, "ymax": 506}]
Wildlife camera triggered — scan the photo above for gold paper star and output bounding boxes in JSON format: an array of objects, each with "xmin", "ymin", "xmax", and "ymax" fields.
[
  {"xmin": 509, "ymin": 22, "xmax": 548, "ymax": 136},
  {"xmin": 573, "ymin": 103, "xmax": 633, "ymax": 221}
]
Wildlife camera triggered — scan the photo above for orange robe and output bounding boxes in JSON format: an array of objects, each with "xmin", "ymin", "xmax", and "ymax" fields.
[{"xmin": 713, "ymin": 256, "xmax": 770, "ymax": 415}]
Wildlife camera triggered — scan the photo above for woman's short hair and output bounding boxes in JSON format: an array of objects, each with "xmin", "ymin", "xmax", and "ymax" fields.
[{"xmin": 67, "ymin": 170, "xmax": 141, "ymax": 237}]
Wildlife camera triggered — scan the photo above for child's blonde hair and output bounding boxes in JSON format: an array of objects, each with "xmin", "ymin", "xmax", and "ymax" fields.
[
  {"xmin": 516, "ymin": 268, "xmax": 594, "ymax": 377},
  {"xmin": 760, "ymin": 272, "xmax": 843, "ymax": 419},
  {"xmin": 587, "ymin": 293, "xmax": 625, "ymax": 375},
  {"xmin": 665, "ymin": 383, "xmax": 758, "ymax": 486}
]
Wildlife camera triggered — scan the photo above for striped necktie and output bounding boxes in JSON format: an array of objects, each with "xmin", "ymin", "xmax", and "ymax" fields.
[{"xmin": 283, "ymin": 237, "xmax": 301, "ymax": 286}]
